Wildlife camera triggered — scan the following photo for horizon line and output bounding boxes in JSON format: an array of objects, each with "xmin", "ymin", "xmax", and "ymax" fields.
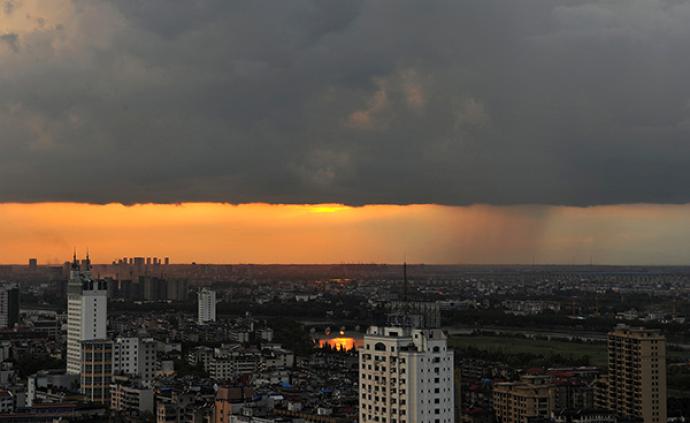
[
  {"xmin": 3, "ymin": 201, "xmax": 690, "ymax": 209},
  {"xmin": 8, "ymin": 262, "xmax": 690, "ymax": 268}
]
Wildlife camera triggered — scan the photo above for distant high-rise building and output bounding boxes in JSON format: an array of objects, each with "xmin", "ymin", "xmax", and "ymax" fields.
[
  {"xmin": 606, "ymin": 326, "xmax": 666, "ymax": 423},
  {"xmin": 140, "ymin": 276, "xmax": 167, "ymax": 301},
  {"xmin": 28, "ymin": 258, "xmax": 37, "ymax": 270},
  {"xmin": 164, "ymin": 257, "xmax": 170, "ymax": 266},
  {"xmin": 198, "ymin": 288, "xmax": 216, "ymax": 324},
  {"xmin": 0, "ymin": 284, "xmax": 19, "ymax": 329},
  {"xmin": 67, "ymin": 254, "xmax": 108, "ymax": 375},
  {"xmin": 80, "ymin": 339, "xmax": 113, "ymax": 404},
  {"xmin": 359, "ymin": 326, "xmax": 454, "ymax": 423},
  {"xmin": 167, "ymin": 279, "xmax": 188, "ymax": 302}
]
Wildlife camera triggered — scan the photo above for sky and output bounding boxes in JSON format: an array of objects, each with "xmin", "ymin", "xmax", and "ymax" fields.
[
  {"xmin": 2, "ymin": 202, "xmax": 690, "ymax": 265},
  {"xmin": 2, "ymin": 0, "xmax": 690, "ymax": 264}
]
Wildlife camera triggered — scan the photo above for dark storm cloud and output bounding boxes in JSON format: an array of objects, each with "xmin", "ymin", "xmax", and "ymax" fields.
[
  {"xmin": 0, "ymin": 33, "xmax": 19, "ymax": 52},
  {"xmin": 2, "ymin": 0, "xmax": 690, "ymax": 205}
]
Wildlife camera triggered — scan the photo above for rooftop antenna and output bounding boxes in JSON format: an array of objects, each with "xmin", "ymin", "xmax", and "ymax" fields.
[
  {"xmin": 86, "ymin": 248, "xmax": 91, "ymax": 268},
  {"xmin": 71, "ymin": 248, "xmax": 80, "ymax": 271}
]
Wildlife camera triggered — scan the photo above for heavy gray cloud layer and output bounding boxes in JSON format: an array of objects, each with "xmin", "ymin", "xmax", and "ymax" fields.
[{"xmin": 2, "ymin": 0, "xmax": 690, "ymax": 205}]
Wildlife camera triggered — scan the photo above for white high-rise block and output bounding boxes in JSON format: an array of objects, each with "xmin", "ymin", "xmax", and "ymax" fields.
[
  {"xmin": 113, "ymin": 337, "xmax": 158, "ymax": 387},
  {"xmin": 66, "ymin": 255, "xmax": 107, "ymax": 375},
  {"xmin": 198, "ymin": 288, "xmax": 216, "ymax": 324},
  {"xmin": 359, "ymin": 326, "xmax": 454, "ymax": 423}
]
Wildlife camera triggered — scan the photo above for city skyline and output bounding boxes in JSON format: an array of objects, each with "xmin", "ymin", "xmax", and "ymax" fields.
[{"xmin": 0, "ymin": 0, "xmax": 685, "ymax": 421}]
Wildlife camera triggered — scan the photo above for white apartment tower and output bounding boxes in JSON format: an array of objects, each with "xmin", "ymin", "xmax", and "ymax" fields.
[
  {"xmin": 359, "ymin": 326, "xmax": 454, "ymax": 423},
  {"xmin": 113, "ymin": 337, "xmax": 158, "ymax": 387},
  {"xmin": 198, "ymin": 288, "xmax": 216, "ymax": 324},
  {"xmin": 67, "ymin": 253, "xmax": 108, "ymax": 374}
]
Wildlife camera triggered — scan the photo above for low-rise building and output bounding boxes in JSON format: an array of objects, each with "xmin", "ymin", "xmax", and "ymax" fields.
[
  {"xmin": 209, "ymin": 354, "xmax": 259, "ymax": 381},
  {"xmin": 26, "ymin": 370, "xmax": 79, "ymax": 407},
  {"xmin": 553, "ymin": 409, "xmax": 617, "ymax": 423},
  {"xmin": 493, "ymin": 382, "xmax": 555, "ymax": 423},
  {"xmin": 110, "ymin": 376, "xmax": 154, "ymax": 415},
  {"xmin": 80, "ymin": 339, "xmax": 113, "ymax": 404}
]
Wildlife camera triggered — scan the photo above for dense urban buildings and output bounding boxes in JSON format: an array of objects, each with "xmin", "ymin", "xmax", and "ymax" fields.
[{"xmin": 0, "ymin": 261, "xmax": 685, "ymax": 422}]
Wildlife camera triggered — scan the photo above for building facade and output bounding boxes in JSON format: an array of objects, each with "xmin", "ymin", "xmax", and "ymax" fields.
[
  {"xmin": 113, "ymin": 337, "xmax": 158, "ymax": 387},
  {"xmin": 67, "ymin": 254, "xmax": 108, "ymax": 375},
  {"xmin": 553, "ymin": 409, "xmax": 617, "ymax": 423},
  {"xmin": 110, "ymin": 376, "xmax": 154, "ymax": 415},
  {"xmin": 492, "ymin": 382, "xmax": 555, "ymax": 423},
  {"xmin": 198, "ymin": 288, "xmax": 216, "ymax": 324},
  {"xmin": 214, "ymin": 386, "xmax": 254, "ymax": 423},
  {"xmin": 606, "ymin": 326, "xmax": 666, "ymax": 423},
  {"xmin": 359, "ymin": 326, "xmax": 454, "ymax": 423},
  {"xmin": 80, "ymin": 339, "xmax": 113, "ymax": 404},
  {"xmin": 0, "ymin": 283, "xmax": 19, "ymax": 329}
]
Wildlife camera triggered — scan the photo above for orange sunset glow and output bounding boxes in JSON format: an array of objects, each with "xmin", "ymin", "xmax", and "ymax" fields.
[
  {"xmin": 318, "ymin": 337, "xmax": 362, "ymax": 351},
  {"xmin": 3, "ymin": 202, "xmax": 690, "ymax": 265}
]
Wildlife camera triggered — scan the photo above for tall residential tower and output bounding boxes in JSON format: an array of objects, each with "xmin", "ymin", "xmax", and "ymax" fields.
[
  {"xmin": 198, "ymin": 288, "xmax": 216, "ymax": 324},
  {"xmin": 0, "ymin": 283, "xmax": 19, "ymax": 329},
  {"xmin": 359, "ymin": 326, "xmax": 454, "ymax": 423},
  {"xmin": 607, "ymin": 325, "xmax": 666, "ymax": 423}
]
